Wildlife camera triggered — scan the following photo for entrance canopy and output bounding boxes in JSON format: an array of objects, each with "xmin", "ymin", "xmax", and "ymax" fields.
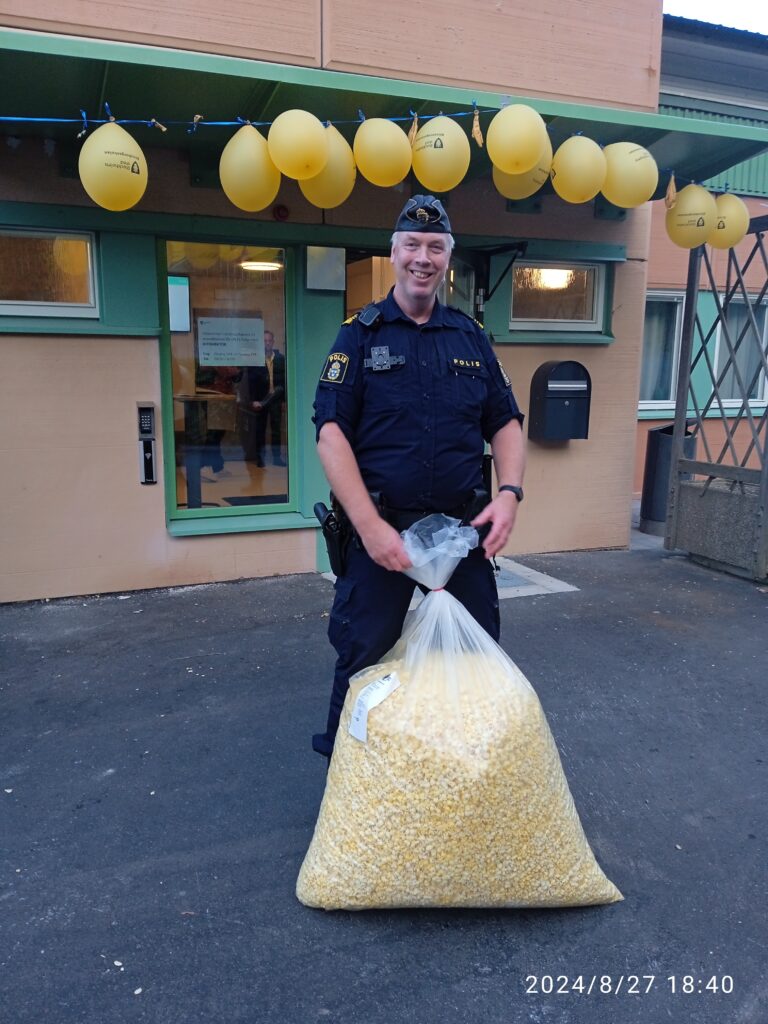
[{"xmin": 2, "ymin": 27, "xmax": 768, "ymax": 199}]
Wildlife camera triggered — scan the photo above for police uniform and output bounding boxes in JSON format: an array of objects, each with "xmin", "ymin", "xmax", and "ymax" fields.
[{"xmin": 311, "ymin": 197, "xmax": 524, "ymax": 759}]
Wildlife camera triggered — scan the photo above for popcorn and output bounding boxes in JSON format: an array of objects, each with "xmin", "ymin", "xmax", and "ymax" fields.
[{"xmin": 297, "ymin": 649, "xmax": 622, "ymax": 910}]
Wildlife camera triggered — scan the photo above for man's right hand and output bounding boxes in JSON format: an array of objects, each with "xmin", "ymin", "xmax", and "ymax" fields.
[{"xmin": 359, "ymin": 518, "xmax": 413, "ymax": 571}]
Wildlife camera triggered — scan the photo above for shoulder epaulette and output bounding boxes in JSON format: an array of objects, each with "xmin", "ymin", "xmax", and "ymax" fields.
[
  {"xmin": 448, "ymin": 305, "xmax": 484, "ymax": 330},
  {"xmin": 341, "ymin": 313, "xmax": 359, "ymax": 326}
]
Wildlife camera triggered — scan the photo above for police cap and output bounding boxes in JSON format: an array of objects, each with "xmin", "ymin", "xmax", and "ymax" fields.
[{"xmin": 394, "ymin": 195, "xmax": 452, "ymax": 234}]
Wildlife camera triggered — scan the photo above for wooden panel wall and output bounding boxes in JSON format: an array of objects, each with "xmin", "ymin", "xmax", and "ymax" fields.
[
  {"xmin": 0, "ymin": 0, "xmax": 321, "ymax": 65},
  {"xmin": 323, "ymin": 0, "xmax": 663, "ymax": 110}
]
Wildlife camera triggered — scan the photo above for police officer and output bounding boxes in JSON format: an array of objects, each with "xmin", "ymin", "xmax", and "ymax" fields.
[{"xmin": 312, "ymin": 195, "xmax": 526, "ymax": 760}]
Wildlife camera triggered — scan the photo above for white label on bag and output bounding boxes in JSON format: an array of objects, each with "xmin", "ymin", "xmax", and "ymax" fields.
[{"xmin": 348, "ymin": 671, "xmax": 401, "ymax": 743}]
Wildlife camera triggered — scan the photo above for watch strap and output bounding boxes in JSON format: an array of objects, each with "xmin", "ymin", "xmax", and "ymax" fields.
[{"xmin": 498, "ymin": 485, "xmax": 524, "ymax": 502}]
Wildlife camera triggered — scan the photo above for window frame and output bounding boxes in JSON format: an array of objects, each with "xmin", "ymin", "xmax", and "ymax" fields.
[
  {"xmin": 638, "ymin": 290, "xmax": 686, "ymax": 411},
  {"xmin": 713, "ymin": 292, "xmax": 768, "ymax": 408},
  {"xmin": 0, "ymin": 227, "xmax": 100, "ymax": 319},
  {"xmin": 509, "ymin": 259, "xmax": 606, "ymax": 333}
]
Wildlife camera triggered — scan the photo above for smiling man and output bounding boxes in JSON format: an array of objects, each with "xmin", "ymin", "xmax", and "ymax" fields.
[{"xmin": 311, "ymin": 194, "xmax": 526, "ymax": 761}]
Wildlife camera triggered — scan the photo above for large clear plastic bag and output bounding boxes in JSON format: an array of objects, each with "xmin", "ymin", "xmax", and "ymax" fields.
[{"xmin": 297, "ymin": 515, "xmax": 622, "ymax": 910}]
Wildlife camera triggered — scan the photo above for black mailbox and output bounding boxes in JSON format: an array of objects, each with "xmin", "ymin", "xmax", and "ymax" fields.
[{"xmin": 528, "ymin": 360, "xmax": 591, "ymax": 441}]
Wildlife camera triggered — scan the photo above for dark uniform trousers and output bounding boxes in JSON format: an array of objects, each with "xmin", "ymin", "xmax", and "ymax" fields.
[{"xmin": 311, "ymin": 540, "xmax": 500, "ymax": 758}]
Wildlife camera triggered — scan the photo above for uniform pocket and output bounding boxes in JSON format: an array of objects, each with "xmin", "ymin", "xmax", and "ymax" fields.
[
  {"xmin": 446, "ymin": 357, "xmax": 488, "ymax": 416},
  {"xmin": 363, "ymin": 362, "xmax": 406, "ymax": 412}
]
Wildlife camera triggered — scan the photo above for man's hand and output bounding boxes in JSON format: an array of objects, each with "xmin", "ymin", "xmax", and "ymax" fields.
[
  {"xmin": 251, "ymin": 401, "xmax": 263, "ymax": 411},
  {"xmin": 358, "ymin": 518, "xmax": 413, "ymax": 571},
  {"xmin": 470, "ymin": 491, "xmax": 520, "ymax": 558}
]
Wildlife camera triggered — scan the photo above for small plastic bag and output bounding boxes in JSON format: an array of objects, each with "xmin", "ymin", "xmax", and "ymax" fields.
[{"xmin": 297, "ymin": 515, "xmax": 622, "ymax": 910}]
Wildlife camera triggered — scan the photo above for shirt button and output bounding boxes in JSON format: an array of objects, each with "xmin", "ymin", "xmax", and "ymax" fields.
[{"xmin": 421, "ymin": 360, "xmax": 427, "ymax": 367}]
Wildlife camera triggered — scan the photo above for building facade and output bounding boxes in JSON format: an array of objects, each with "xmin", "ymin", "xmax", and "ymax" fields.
[{"xmin": 1, "ymin": 2, "xmax": 766, "ymax": 602}]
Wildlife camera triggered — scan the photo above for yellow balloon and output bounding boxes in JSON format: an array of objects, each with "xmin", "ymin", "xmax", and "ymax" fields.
[
  {"xmin": 187, "ymin": 243, "xmax": 220, "ymax": 270},
  {"xmin": 707, "ymin": 193, "xmax": 750, "ymax": 250},
  {"xmin": 219, "ymin": 125, "xmax": 281, "ymax": 212},
  {"xmin": 550, "ymin": 136, "xmax": 607, "ymax": 204},
  {"xmin": 353, "ymin": 118, "xmax": 412, "ymax": 187},
  {"xmin": 487, "ymin": 104, "xmax": 548, "ymax": 175},
  {"xmin": 219, "ymin": 244, "xmax": 245, "ymax": 263},
  {"xmin": 299, "ymin": 125, "xmax": 356, "ymax": 209},
  {"xmin": 166, "ymin": 241, "xmax": 187, "ymax": 270},
  {"xmin": 665, "ymin": 184, "xmax": 717, "ymax": 249},
  {"xmin": 52, "ymin": 237, "xmax": 89, "ymax": 277},
  {"xmin": 267, "ymin": 109, "xmax": 328, "ymax": 180},
  {"xmin": 492, "ymin": 133, "xmax": 553, "ymax": 200},
  {"xmin": 601, "ymin": 142, "xmax": 659, "ymax": 208},
  {"xmin": 411, "ymin": 116, "xmax": 470, "ymax": 193},
  {"xmin": 78, "ymin": 122, "xmax": 148, "ymax": 211}
]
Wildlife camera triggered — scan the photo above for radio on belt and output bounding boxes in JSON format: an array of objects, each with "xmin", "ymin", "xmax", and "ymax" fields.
[
  {"xmin": 137, "ymin": 403, "xmax": 157, "ymax": 484},
  {"xmin": 528, "ymin": 361, "xmax": 591, "ymax": 441}
]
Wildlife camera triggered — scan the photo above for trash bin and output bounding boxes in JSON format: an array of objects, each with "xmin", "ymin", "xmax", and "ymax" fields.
[{"xmin": 639, "ymin": 423, "xmax": 696, "ymax": 535}]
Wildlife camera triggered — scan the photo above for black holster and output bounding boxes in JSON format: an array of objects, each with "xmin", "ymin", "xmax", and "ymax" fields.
[{"xmin": 314, "ymin": 499, "xmax": 352, "ymax": 577}]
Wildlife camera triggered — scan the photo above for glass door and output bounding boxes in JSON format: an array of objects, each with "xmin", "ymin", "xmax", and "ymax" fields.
[{"xmin": 166, "ymin": 240, "xmax": 288, "ymax": 510}]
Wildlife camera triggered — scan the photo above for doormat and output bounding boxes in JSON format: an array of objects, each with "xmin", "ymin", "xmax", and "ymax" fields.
[{"xmin": 224, "ymin": 494, "xmax": 288, "ymax": 506}]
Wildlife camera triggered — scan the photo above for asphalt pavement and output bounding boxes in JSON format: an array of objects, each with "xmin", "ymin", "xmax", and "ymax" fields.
[{"xmin": 1, "ymin": 529, "xmax": 766, "ymax": 1024}]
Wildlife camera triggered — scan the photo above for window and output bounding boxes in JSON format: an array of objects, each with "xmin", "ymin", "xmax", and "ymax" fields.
[
  {"xmin": 715, "ymin": 296, "xmax": 768, "ymax": 404},
  {"xmin": 0, "ymin": 229, "xmax": 98, "ymax": 317},
  {"xmin": 639, "ymin": 293, "xmax": 684, "ymax": 405},
  {"xmin": 166, "ymin": 240, "xmax": 289, "ymax": 513},
  {"xmin": 510, "ymin": 261, "xmax": 605, "ymax": 331}
]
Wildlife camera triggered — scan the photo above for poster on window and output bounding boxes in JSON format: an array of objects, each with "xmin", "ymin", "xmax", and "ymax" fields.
[{"xmin": 196, "ymin": 314, "xmax": 264, "ymax": 366}]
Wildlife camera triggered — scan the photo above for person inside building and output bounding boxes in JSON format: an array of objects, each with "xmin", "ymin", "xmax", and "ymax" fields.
[
  {"xmin": 238, "ymin": 329, "xmax": 287, "ymax": 467},
  {"xmin": 311, "ymin": 194, "xmax": 526, "ymax": 761}
]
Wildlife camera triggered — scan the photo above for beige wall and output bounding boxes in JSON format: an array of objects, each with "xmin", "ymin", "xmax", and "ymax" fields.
[
  {"xmin": 0, "ymin": 334, "xmax": 315, "ymax": 603},
  {"xmin": 0, "ymin": 0, "xmax": 662, "ymax": 109},
  {"xmin": 0, "ymin": 0, "xmax": 322, "ymax": 65}
]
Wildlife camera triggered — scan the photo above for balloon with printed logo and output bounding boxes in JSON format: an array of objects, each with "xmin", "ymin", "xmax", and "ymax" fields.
[
  {"xmin": 550, "ymin": 136, "xmax": 607, "ymax": 204},
  {"xmin": 600, "ymin": 142, "xmax": 659, "ymax": 208},
  {"xmin": 300, "ymin": 125, "xmax": 356, "ymax": 209},
  {"xmin": 219, "ymin": 125, "xmax": 281, "ymax": 212},
  {"xmin": 707, "ymin": 193, "xmax": 750, "ymax": 250},
  {"xmin": 267, "ymin": 109, "xmax": 328, "ymax": 180},
  {"xmin": 353, "ymin": 118, "xmax": 412, "ymax": 187},
  {"xmin": 78, "ymin": 121, "xmax": 148, "ymax": 211},
  {"xmin": 411, "ymin": 116, "xmax": 470, "ymax": 193},
  {"xmin": 492, "ymin": 132, "xmax": 553, "ymax": 200},
  {"xmin": 665, "ymin": 184, "xmax": 717, "ymax": 248},
  {"xmin": 486, "ymin": 104, "xmax": 548, "ymax": 175}
]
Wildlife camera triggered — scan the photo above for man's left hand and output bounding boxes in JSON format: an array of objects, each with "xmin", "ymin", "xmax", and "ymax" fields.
[{"xmin": 470, "ymin": 491, "xmax": 520, "ymax": 558}]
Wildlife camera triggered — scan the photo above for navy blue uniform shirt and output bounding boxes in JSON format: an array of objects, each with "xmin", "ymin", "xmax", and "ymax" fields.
[{"xmin": 313, "ymin": 289, "xmax": 524, "ymax": 511}]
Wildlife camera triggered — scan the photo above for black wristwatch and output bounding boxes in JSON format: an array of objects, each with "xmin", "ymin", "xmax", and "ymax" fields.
[{"xmin": 498, "ymin": 485, "xmax": 524, "ymax": 503}]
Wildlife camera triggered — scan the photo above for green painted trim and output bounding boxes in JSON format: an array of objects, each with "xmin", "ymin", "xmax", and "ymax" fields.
[
  {"xmin": 3, "ymin": 27, "xmax": 768, "ymax": 146},
  {"xmin": 493, "ymin": 331, "xmax": 615, "ymax": 346},
  {"xmin": 472, "ymin": 238, "xmax": 626, "ymax": 262},
  {"xmin": 0, "ymin": 320, "xmax": 158, "ymax": 335},
  {"xmin": 637, "ymin": 406, "xmax": 766, "ymax": 420},
  {"xmin": 0, "ymin": 227, "xmax": 159, "ymax": 335},
  {"xmin": 168, "ymin": 513, "xmax": 319, "ymax": 537}
]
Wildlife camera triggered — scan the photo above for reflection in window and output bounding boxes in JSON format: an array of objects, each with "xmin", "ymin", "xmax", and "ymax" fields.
[
  {"xmin": 640, "ymin": 296, "xmax": 683, "ymax": 403},
  {"xmin": 167, "ymin": 241, "xmax": 288, "ymax": 511},
  {"xmin": 510, "ymin": 261, "xmax": 603, "ymax": 330},
  {"xmin": 716, "ymin": 298, "xmax": 768, "ymax": 402},
  {"xmin": 0, "ymin": 229, "xmax": 97, "ymax": 317}
]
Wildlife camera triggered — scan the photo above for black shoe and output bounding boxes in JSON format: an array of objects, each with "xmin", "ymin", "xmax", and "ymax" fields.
[{"xmin": 255, "ymin": 456, "xmax": 265, "ymax": 467}]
